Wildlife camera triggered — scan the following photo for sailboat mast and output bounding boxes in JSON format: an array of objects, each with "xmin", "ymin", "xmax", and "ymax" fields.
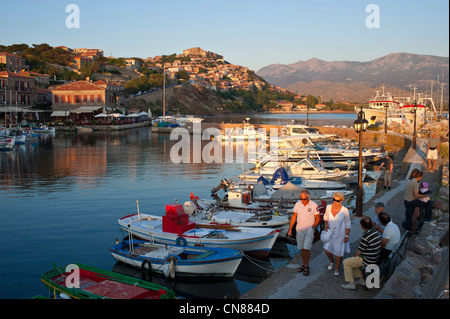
[{"xmin": 163, "ymin": 66, "xmax": 166, "ymax": 118}]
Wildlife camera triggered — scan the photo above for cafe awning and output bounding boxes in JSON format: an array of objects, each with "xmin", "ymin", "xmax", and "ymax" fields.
[
  {"xmin": 71, "ymin": 106, "xmax": 103, "ymax": 114},
  {"xmin": 51, "ymin": 111, "xmax": 71, "ymax": 117}
]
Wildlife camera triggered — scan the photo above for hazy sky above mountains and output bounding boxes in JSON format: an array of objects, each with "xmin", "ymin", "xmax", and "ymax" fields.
[{"xmin": 1, "ymin": 0, "xmax": 448, "ymax": 71}]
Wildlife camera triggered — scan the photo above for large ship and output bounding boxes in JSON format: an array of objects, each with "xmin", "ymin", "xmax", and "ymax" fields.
[{"xmin": 357, "ymin": 86, "xmax": 437, "ymax": 126}]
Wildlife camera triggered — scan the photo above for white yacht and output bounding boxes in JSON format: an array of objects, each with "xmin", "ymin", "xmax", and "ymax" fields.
[{"xmin": 356, "ymin": 86, "xmax": 437, "ymax": 126}]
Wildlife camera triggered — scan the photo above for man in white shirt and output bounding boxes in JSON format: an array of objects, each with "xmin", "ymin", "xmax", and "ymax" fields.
[
  {"xmin": 378, "ymin": 212, "xmax": 401, "ymax": 263},
  {"xmin": 287, "ymin": 189, "xmax": 320, "ymax": 276}
]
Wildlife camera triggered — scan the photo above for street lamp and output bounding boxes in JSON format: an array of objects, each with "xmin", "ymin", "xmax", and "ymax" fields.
[
  {"xmin": 412, "ymin": 101, "xmax": 417, "ymax": 150},
  {"xmin": 353, "ymin": 106, "xmax": 369, "ymax": 217},
  {"xmin": 384, "ymin": 103, "xmax": 389, "ymax": 134}
]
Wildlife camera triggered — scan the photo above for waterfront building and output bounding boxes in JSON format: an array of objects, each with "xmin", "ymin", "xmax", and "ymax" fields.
[
  {"xmin": 50, "ymin": 80, "xmax": 116, "ymax": 123},
  {"xmin": 0, "ymin": 71, "xmax": 36, "ymax": 106},
  {"xmin": 0, "ymin": 71, "xmax": 45, "ymax": 124}
]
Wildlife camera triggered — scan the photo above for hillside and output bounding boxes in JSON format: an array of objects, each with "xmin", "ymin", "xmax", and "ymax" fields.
[{"xmin": 257, "ymin": 53, "xmax": 449, "ymax": 102}]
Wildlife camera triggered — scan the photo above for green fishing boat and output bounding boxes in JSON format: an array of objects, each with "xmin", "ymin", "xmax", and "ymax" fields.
[{"xmin": 41, "ymin": 262, "xmax": 175, "ymax": 299}]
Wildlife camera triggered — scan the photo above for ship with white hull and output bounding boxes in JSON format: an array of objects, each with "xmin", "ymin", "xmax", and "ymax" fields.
[{"xmin": 356, "ymin": 87, "xmax": 437, "ymax": 126}]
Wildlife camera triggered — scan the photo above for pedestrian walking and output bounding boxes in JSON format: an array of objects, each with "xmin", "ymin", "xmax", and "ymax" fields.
[{"xmin": 287, "ymin": 189, "xmax": 320, "ymax": 276}]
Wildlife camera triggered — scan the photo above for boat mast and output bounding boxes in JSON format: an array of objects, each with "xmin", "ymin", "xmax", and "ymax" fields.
[{"xmin": 163, "ymin": 66, "xmax": 166, "ymax": 118}]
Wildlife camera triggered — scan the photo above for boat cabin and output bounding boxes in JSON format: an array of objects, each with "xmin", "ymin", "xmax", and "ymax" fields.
[{"xmin": 162, "ymin": 203, "xmax": 196, "ymax": 234}]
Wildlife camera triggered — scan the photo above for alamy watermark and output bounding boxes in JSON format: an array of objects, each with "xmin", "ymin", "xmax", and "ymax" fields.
[
  {"xmin": 66, "ymin": 4, "xmax": 80, "ymax": 29},
  {"xmin": 365, "ymin": 264, "xmax": 380, "ymax": 289},
  {"xmin": 64, "ymin": 264, "xmax": 80, "ymax": 288},
  {"xmin": 365, "ymin": 4, "xmax": 380, "ymax": 28},
  {"xmin": 169, "ymin": 123, "xmax": 279, "ymax": 164}
]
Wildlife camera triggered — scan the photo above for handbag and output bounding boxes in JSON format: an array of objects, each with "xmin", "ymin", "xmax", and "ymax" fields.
[{"xmin": 320, "ymin": 229, "xmax": 333, "ymax": 243}]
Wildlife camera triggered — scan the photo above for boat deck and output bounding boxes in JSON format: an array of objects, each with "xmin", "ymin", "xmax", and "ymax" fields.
[{"xmin": 51, "ymin": 269, "xmax": 167, "ymax": 299}]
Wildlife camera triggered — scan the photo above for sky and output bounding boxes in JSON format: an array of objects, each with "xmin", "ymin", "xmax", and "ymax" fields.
[{"xmin": 1, "ymin": 0, "xmax": 448, "ymax": 71}]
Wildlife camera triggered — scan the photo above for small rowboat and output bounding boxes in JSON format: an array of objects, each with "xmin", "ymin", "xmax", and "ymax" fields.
[
  {"xmin": 109, "ymin": 240, "xmax": 243, "ymax": 278},
  {"xmin": 41, "ymin": 263, "xmax": 176, "ymax": 299},
  {"xmin": 34, "ymin": 125, "xmax": 55, "ymax": 133}
]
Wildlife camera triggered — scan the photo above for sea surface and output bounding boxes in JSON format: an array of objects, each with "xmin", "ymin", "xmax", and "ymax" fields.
[{"xmin": 1, "ymin": 113, "xmax": 375, "ymax": 299}]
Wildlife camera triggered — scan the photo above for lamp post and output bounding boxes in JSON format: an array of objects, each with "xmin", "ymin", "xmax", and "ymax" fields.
[
  {"xmin": 353, "ymin": 105, "xmax": 369, "ymax": 217},
  {"xmin": 384, "ymin": 103, "xmax": 389, "ymax": 134},
  {"xmin": 413, "ymin": 101, "xmax": 417, "ymax": 150}
]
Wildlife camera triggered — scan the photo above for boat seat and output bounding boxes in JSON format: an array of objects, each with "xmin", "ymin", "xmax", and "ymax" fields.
[
  {"xmin": 84, "ymin": 280, "xmax": 149, "ymax": 299},
  {"xmin": 192, "ymin": 251, "xmax": 216, "ymax": 260},
  {"xmin": 133, "ymin": 246, "xmax": 158, "ymax": 255}
]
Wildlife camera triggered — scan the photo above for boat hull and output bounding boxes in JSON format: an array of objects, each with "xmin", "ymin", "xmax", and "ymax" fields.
[
  {"xmin": 109, "ymin": 240, "xmax": 243, "ymax": 277},
  {"xmin": 41, "ymin": 262, "xmax": 176, "ymax": 299},
  {"xmin": 118, "ymin": 214, "xmax": 280, "ymax": 258}
]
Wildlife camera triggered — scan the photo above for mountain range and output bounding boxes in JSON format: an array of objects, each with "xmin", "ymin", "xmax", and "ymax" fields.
[{"xmin": 256, "ymin": 53, "xmax": 449, "ymax": 103}]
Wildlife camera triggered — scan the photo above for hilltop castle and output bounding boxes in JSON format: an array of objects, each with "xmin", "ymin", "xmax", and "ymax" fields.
[{"xmin": 182, "ymin": 47, "xmax": 223, "ymax": 60}]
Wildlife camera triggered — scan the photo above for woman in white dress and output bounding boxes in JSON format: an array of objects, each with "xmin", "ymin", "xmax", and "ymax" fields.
[{"xmin": 323, "ymin": 191, "xmax": 351, "ymax": 276}]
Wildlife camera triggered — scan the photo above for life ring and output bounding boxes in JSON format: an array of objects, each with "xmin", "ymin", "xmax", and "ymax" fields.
[
  {"xmin": 243, "ymin": 193, "xmax": 251, "ymax": 204},
  {"xmin": 175, "ymin": 236, "xmax": 187, "ymax": 246}
]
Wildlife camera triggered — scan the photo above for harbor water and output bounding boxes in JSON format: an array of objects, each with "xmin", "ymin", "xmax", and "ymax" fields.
[{"xmin": 1, "ymin": 113, "xmax": 379, "ymax": 299}]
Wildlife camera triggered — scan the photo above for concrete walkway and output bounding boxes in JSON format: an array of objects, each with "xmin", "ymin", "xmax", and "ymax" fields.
[{"xmin": 240, "ymin": 136, "xmax": 443, "ymax": 299}]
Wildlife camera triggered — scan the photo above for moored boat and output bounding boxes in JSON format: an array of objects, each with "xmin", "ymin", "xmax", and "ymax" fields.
[
  {"xmin": 0, "ymin": 136, "xmax": 15, "ymax": 151},
  {"xmin": 34, "ymin": 125, "xmax": 55, "ymax": 134},
  {"xmin": 118, "ymin": 203, "xmax": 280, "ymax": 258},
  {"xmin": 356, "ymin": 86, "xmax": 437, "ymax": 126},
  {"xmin": 41, "ymin": 262, "xmax": 176, "ymax": 299},
  {"xmin": 109, "ymin": 239, "xmax": 243, "ymax": 278}
]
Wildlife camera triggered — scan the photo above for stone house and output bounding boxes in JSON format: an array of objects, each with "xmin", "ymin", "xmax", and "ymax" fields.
[{"xmin": 50, "ymin": 81, "xmax": 116, "ymax": 122}]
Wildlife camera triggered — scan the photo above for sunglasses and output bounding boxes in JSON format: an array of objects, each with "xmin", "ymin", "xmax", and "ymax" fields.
[
  {"xmin": 333, "ymin": 199, "xmax": 342, "ymax": 202},
  {"xmin": 300, "ymin": 197, "xmax": 309, "ymax": 200}
]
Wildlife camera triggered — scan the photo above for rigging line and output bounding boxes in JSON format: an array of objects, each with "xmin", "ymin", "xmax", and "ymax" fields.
[{"xmin": 242, "ymin": 254, "xmax": 275, "ymax": 273}]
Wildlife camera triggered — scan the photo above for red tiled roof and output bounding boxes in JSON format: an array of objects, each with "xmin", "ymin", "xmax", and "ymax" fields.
[
  {"xmin": 19, "ymin": 71, "xmax": 50, "ymax": 77},
  {"xmin": 93, "ymin": 80, "xmax": 107, "ymax": 85},
  {"xmin": 0, "ymin": 71, "xmax": 35, "ymax": 79},
  {"xmin": 51, "ymin": 81, "xmax": 106, "ymax": 92},
  {"xmin": 0, "ymin": 52, "xmax": 20, "ymax": 57}
]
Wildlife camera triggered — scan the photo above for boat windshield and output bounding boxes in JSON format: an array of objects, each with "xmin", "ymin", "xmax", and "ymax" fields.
[
  {"xmin": 313, "ymin": 143, "xmax": 324, "ymax": 150},
  {"xmin": 292, "ymin": 127, "xmax": 308, "ymax": 134}
]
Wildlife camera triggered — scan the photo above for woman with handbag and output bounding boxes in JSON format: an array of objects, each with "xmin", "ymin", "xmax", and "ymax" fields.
[{"xmin": 323, "ymin": 191, "xmax": 351, "ymax": 276}]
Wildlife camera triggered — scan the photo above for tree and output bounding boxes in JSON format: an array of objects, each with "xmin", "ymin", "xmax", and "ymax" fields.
[
  {"xmin": 176, "ymin": 70, "xmax": 190, "ymax": 83},
  {"xmin": 306, "ymin": 95, "xmax": 318, "ymax": 109}
]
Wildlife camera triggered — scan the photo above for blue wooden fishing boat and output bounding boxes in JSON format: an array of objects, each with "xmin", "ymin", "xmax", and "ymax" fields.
[{"xmin": 109, "ymin": 239, "xmax": 243, "ymax": 278}]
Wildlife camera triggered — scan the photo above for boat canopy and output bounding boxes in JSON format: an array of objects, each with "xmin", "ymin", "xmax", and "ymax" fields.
[{"xmin": 270, "ymin": 167, "xmax": 290, "ymax": 185}]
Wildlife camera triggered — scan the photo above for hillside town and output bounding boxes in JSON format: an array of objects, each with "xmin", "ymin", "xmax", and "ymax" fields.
[{"xmin": 1, "ymin": 44, "xmax": 346, "ymax": 126}]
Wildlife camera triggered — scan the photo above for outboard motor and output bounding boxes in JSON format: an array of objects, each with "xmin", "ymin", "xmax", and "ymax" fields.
[{"xmin": 211, "ymin": 178, "xmax": 230, "ymax": 193}]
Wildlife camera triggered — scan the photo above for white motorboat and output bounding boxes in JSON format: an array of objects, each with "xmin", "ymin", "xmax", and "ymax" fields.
[
  {"xmin": 248, "ymin": 157, "xmax": 363, "ymax": 183},
  {"xmin": 271, "ymin": 123, "xmax": 337, "ymax": 146},
  {"xmin": 176, "ymin": 115, "xmax": 204, "ymax": 124},
  {"xmin": 0, "ymin": 136, "xmax": 15, "ymax": 151},
  {"xmin": 218, "ymin": 118, "xmax": 268, "ymax": 141},
  {"xmin": 34, "ymin": 125, "xmax": 55, "ymax": 134},
  {"xmin": 118, "ymin": 203, "xmax": 280, "ymax": 258},
  {"xmin": 257, "ymin": 139, "xmax": 385, "ymax": 169}
]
